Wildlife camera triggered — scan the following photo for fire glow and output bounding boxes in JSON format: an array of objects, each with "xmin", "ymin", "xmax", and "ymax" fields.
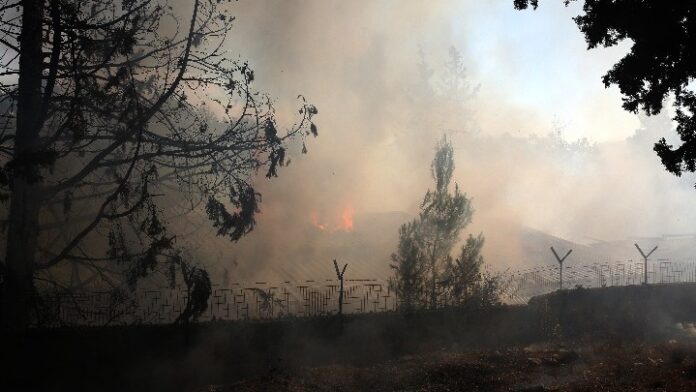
[
  {"xmin": 340, "ymin": 206, "xmax": 355, "ymax": 230},
  {"xmin": 309, "ymin": 211, "xmax": 328, "ymax": 231},
  {"xmin": 310, "ymin": 206, "xmax": 355, "ymax": 232}
]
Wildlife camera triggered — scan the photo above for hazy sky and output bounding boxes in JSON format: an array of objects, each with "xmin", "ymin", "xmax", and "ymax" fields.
[
  {"xmin": 452, "ymin": 1, "xmax": 639, "ymax": 142},
  {"xmin": 229, "ymin": 0, "xmax": 639, "ymax": 142}
]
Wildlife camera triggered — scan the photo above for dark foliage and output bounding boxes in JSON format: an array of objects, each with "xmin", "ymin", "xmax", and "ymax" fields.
[
  {"xmin": 175, "ymin": 261, "xmax": 212, "ymax": 323},
  {"xmin": 515, "ymin": 0, "xmax": 696, "ymax": 185},
  {"xmin": 0, "ymin": 0, "xmax": 317, "ymax": 328},
  {"xmin": 390, "ymin": 220, "xmax": 426, "ymax": 312},
  {"xmin": 444, "ymin": 234, "xmax": 484, "ymax": 303},
  {"xmin": 205, "ymin": 184, "xmax": 260, "ymax": 242}
]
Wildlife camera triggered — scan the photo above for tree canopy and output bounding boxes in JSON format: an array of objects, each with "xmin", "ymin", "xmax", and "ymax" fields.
[
  {"xmin": 514, "ymin": 0, "xmax": 696, "ymax": 182},
  {"xmin": 390, "ymin": 136, "xmax": 498, "ymax": 311},
  {"xmin": 0, "ymin": 0, "xmax": 317, "ymax": 328}
]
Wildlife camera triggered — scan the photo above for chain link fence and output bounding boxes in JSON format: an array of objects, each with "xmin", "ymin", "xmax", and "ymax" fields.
[{"xmin": 30, "ymin": 259, "xmax": 696, "ymax": 326}]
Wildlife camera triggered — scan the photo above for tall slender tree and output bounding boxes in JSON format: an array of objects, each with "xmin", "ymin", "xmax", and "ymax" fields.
[
  {"xmin": 0, "ymin": 0, "xmax": 317, "ymax": 328},
  {"xmin": 390, "ymin": 136, "xmax": 474, "ymax": 310},
  {"xmin": 419, "ymin": 136, "xmax": 473, "ymax": 308}
]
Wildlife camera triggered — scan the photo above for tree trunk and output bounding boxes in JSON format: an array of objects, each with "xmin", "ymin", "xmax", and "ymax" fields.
[
  {"xmin": 2, "ymin": 0, "xmax": 45, "ymax": 330},
  {"xmin": 3, "ymin": 183, "xmax": 40, "ymax": 328}
]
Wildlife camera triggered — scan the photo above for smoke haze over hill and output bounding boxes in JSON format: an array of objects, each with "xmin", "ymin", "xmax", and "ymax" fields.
[{"xmin": 171, "ymin": 0, "xmax": 696, "ymax": 282}]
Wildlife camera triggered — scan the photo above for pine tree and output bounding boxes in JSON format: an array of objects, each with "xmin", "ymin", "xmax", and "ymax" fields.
[
  {"xmin": 389, "ymin": 220, "xmax": 426, "ymax": 312},
  {"xmin": 391, "ymin": 136, "xmax": 476, "ymax": 310},
  {"xmin": 443, "ymin": 233, "xmax": 485, "ymax": 305},
  {"xmin": 419, "ymin": 136, "xmax": 473, "ymax": 308}
]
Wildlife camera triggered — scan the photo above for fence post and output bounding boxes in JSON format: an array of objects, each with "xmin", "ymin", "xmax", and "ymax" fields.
[
  {"xmin": 634, "ymin": 243, "xmax": 658, "ymax": 285},
  {"xmin": 550, "ymin": 247, "xmax": 572, "ymax": 290},
  {"xmin": 333, "ymin": 259, "xmax": 348, "ymax": 316}
]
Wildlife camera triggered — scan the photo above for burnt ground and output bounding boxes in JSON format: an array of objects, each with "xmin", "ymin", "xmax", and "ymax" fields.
[
  {"xmin": 205, "ymin": 340, "xmax": 696, "ymax": 391},
  {"xmin": 6, "ymin": 284, "xmax": 696, "ymax": 391}
]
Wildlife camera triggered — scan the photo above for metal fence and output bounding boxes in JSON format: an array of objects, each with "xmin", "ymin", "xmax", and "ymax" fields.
[
  {"xmin": 36, "ymin": 259, "xmax": 696, "ymax": 326},
  {"xmin": 497, "ymin": 259, "xmax": 696, "ymax": 305},
  {"xmin": 39, "ymin": 278, "xmax": 398, "ymax": 326}
]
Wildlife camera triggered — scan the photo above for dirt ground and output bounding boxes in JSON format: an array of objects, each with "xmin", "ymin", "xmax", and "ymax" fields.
[{"xmin": 202, "ymin": 339, "xmax": 696, "ymax": 391}]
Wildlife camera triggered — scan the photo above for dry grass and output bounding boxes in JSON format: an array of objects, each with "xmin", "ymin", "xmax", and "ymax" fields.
[{"xmin": 204, "ymin": 340, "xmax": 696, "ymax": 391}]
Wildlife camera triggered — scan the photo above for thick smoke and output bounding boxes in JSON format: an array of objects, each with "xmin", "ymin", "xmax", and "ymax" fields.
[{"xmin": 177, "ymin": 1, "xmax": 696, "ymax": 282}]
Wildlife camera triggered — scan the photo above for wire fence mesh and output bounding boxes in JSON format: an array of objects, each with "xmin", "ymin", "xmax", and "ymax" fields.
[
  {"xmin": 34, "ymin": 259, "xmax": 696, "ymax": 326},
  {"xmin": 498, "ymin": 259, "xmax": 696, "ymax": 305}
]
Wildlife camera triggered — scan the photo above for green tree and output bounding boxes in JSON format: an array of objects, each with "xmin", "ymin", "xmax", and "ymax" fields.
[
  {"xmin": 0, "ymin": 0, "xmax": 317, "ymax": 329},
  {"xmin": 443, "ymin": 233, "xmax": 484, "ymax": 305},
  {"xmin": 390, "ymin": 137, "xmax": 499, "ymax": 310},
  {"xmin": 419, "ymin": 136, "xmax": 474, "ymax": 308},
  {"xmin": 514, "ymin": 0, "xmax": 696, "ymax": 186},
  {"xmin": 390, "ymin": 136, "xmax": 474, "ymax": 309},
  {"xmin": 389, "ymin": 220, "xmax": 426, "ymax": 312}
]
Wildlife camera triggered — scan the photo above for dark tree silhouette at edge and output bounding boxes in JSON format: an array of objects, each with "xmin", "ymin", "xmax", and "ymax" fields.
[
  {"xmin": 0, "ymin": 0, "xmax": 318, "ymax": 329},
  {"xmin": 514, "ymin": 0, "xmax": 696, "ymax": 184}
]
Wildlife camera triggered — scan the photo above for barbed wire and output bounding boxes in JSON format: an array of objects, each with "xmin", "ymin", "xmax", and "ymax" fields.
[{"xmin": 32, "ymin": 259, "xmax": 696, "ymax": 327}]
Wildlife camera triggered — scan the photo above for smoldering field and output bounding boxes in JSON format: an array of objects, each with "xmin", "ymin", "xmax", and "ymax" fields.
[
  {"xmin": 6, "ymin": 1, "xmax": 696, "ymax": 391},
  {"xmin": 176, "ymin": 0, "xmax": 696, "ymax": 283},
  {"xmin": 15, "ymin": 0, "xmax": 694, "ymax": 285},
  {"xmin": 10, "ymin": 284, "xmax": 696, "ymax": 391},
  {"xmin": 203, "ymin": 120, "xmax": 696, "ymax": 282}
]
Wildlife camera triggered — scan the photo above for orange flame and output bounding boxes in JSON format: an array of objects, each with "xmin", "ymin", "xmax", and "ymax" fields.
[
  {"xmin": 340, "ymin": 206, "xmax": 355, "ymax": 231},
  {"xmin": 309, "ymin": 206, "xmax": 355, "ymax": 232}
]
